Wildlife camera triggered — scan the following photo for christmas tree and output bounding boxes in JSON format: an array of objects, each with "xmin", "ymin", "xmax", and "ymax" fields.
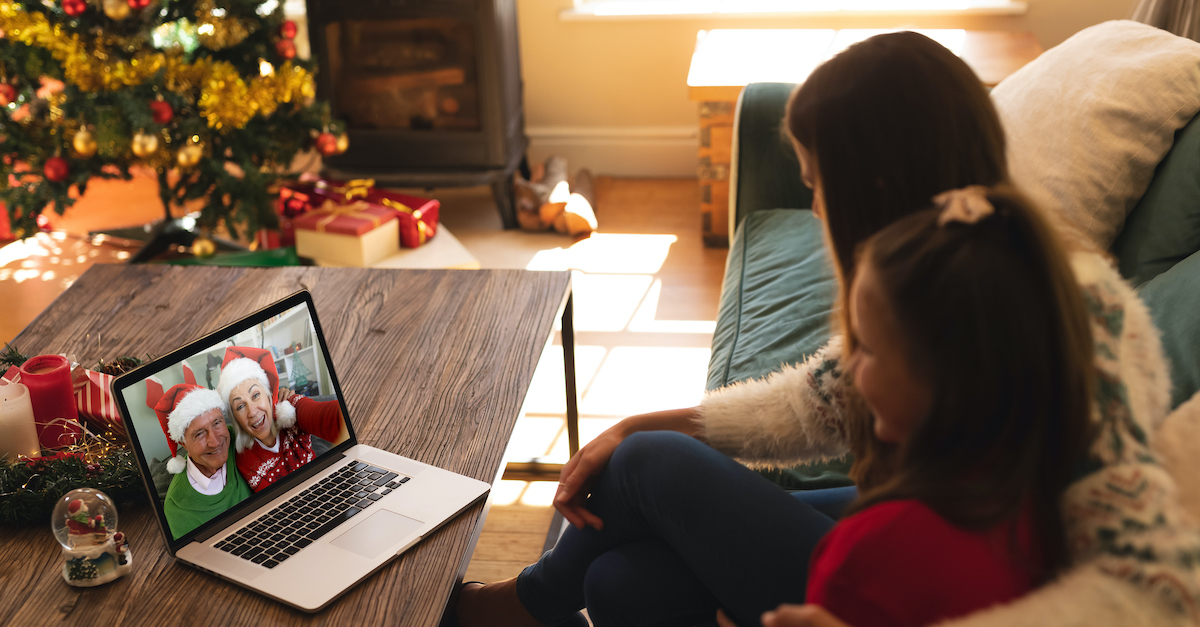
[
  {"xmin": 0, "ymin": 0, "xmax": 345, "ymax": 246},
  {"xmin": 288, "ymin": 351, "xmax": 311, "ymax": 394}
]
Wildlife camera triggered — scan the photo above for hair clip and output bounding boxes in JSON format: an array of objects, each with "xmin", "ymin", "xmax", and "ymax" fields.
[{"xmin": 933, "ymin": 186, "xmax": 994, "ymax": 227}]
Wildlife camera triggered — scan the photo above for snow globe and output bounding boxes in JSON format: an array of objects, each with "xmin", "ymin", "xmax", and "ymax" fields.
[{"xmin": 51, "ymin": 488, "xmax": 132, "ymax": 586}]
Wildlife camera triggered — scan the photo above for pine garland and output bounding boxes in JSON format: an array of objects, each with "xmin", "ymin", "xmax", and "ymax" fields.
[
  {"xmin": 0, "ymin": 445, "xmax": 144, "ymax": 526},
  {"xmin": 0, "ymin": 343, "xmax": 29, "ymax": 372}
]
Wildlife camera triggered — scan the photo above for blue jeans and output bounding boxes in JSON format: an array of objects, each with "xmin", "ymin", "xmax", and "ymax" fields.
[{"xmin": 515, "ymin": 431, "xmax": 850, "ymax": 627}]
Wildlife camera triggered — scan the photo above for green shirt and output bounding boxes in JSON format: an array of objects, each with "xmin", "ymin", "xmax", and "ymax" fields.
[{"xmin": 164, "ymin": 447, "xmax": 251, "ymax": 539}]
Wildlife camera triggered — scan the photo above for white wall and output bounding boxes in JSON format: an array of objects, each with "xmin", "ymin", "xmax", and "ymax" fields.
[{"xmin": 516, "ymin": 0, "xmax": 1141, "ymax": 176}]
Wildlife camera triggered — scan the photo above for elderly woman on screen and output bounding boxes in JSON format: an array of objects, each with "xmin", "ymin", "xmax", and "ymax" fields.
[{"xmin": 216, "ymin": 346, "xmax": 346, "ymax": 492}]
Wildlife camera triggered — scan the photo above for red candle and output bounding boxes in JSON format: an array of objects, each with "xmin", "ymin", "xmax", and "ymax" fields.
[{"xmin": 19, "ymin": 355, "xmax": 81, "ymax": 448}]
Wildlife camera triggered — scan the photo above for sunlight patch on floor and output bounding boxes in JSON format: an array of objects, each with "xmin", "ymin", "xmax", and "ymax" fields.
[
  {"xmin": 582, "ymin": 346, "xmax": 711, "ymax": 415},
  {"xmin": 628, "ymin": 279, "xmax": 716, "ymax": 334},
  {"xmin": 492, "ymin": 480, "xmax": 560, "ymax": 507},
  {"xmin": 510, "ymin": 225, "xmax": 716, "ymax": 466},
  {"xmin": 525, "ymin": 233, "xmax": 678, "ymax": 274},
  {"xmin": 569, "ymin": 273, "xmax": 654, "ymax": 332}
]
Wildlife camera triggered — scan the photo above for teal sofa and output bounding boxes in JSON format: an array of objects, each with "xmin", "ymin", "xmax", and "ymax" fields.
[{"xmin": 706, "ymin": 82, "xmax": 1200, "ymax": 488}]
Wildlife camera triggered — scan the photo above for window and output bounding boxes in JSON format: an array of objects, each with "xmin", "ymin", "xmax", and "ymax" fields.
[{"xmin": 563, "ymin": 0, "xmax": 1027, "ymax": 20}]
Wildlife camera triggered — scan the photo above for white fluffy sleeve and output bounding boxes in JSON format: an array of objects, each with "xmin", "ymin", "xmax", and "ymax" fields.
[
  {"xmin": 931, "ymin": 567, "xmax": 1190, "ymax": 627},
  {"xmin": 696, "ymin": 336, "xmax": 862, "ymax": 466}
]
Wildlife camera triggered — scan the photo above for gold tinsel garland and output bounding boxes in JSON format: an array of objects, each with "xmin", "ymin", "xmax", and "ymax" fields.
[{"xmin": 0, "ymin": 2, "xmax": 316, "ymax": 131}]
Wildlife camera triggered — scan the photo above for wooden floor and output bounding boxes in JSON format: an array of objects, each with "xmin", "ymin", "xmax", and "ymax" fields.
[{"xmin": 0, "ymin": 176, "xmax": 728, "ymax": 586}]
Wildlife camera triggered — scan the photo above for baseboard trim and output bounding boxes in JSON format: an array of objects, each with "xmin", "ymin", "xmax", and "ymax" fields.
[{"xmin": 526, "ymin": 126, "xmax": 699, "ymax": 178}]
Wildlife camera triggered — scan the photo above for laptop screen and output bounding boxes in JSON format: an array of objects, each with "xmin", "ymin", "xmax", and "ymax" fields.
[{"xmin": 114, "ymin": 291, "xmax": 354, "ymax": 545}]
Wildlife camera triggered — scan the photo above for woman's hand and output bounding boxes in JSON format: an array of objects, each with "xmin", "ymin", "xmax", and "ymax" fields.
[
  {"xmin": 553, "ymin": 425, "xmax": 625, "ymax": 530},
  {"xmin": 716, "ymin": 605, "xmax": 852, "ymax": 627},
  {"xmin": 553, "ymin": 407, "xmax": 703, "ymax": 531}
]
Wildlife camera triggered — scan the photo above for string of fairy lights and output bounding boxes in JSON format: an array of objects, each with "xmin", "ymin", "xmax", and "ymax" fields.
[{"xmin": 0, "ymin": 348, "xmax": 143, "ymax": 525}]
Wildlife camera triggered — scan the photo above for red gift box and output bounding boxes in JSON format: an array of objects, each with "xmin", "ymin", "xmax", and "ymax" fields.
[
  {"xmin": 304, "ymin": 179, "xmax": 440, "ymax": 248},
  {"xmin": 0, "ymin": 202, "xmax": 14, "ymax": 241},
  {"xmin": 375, "ymin": 193, "xmax": 439, "ymax": 248},
  {"xmin": 261, "ymin": 184, "xmax": 326, "ymax": 249},
  {"xmin": 292, "ymin": 199, "xmax": 400, "ymax": 266},
  {"xmin": 293, "ymin": 200, "xmax": 398, "ymax": 236},
  {"xmin": 256, "ymin": 228, "xmax": 284, "ymax": 251}
]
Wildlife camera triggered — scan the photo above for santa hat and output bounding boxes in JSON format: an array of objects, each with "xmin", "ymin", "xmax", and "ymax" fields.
[
  {"xmin": 216, "ymin": 346, "xmax": 296, "ymax": 453},
  {"xmin": 181, "ymin": 361, "xmax": 198, "ymax": 386},
  {"xmin": 152, "ymin": 383, "xmax": 226, "ymax": 474}
]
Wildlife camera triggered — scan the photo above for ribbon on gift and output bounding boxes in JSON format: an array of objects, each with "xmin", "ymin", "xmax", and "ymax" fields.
[
  {"xmin": 71, "ymin": 366, "xmax": 124, "ymax": 439},
  {"xmin": 379, "ymin": 198, "xmax": 433, "ymax": 245},
  {"xmin": 316, "ymin": 178, "xmax": 375, "ymax": 201},
  {"xmin": 311, "ymin": 200, "xmax": 382, "ymax": 233}
]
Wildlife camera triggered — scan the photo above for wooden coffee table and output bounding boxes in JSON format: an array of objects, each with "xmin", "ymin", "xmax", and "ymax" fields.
[{"xmin": 0, "ymin": 265, "xmax": 577, "ymax": 626}]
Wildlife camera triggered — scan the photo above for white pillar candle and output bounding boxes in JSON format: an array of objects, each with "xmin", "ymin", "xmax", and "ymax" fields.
[{"xmin": 0, "ymin": 382, "xmax": 41, "ymax": 461}]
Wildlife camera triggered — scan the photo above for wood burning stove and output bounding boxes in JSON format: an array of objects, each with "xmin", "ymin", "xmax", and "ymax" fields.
[{"xmin": 306, "ymin": 0, "xmax": 527, "ymax": 228}]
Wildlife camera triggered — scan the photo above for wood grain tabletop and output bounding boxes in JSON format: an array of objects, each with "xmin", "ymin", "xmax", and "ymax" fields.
[{"xmin": 0, "ymin": 264, "xmax": 572, "ymax": 626}]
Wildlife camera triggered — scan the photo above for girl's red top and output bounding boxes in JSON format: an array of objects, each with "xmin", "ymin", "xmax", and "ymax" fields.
[{"xmin": 807, "ymin": 499, "xmax": 1040, "ymax": 627}]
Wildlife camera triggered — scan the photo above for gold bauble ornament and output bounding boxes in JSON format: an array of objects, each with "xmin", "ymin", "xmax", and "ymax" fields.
[
  {"xmin": 335, "ymin": 133, "xmax": 349, "ymax": 155},
  {"xmin": 102, "ymin": 0, "xmax": 131, "ymax": 20},
  {"xmin": 191, "ymin": 236, "xmax": 216, "ymax": 258},
  {"xmin": 176, "ymin": 142, "xmax": 203, "ymax": 168},
  {"xmin": 72, "ymin": 128, "xmax": 98, "ymax": 158},
  {"xmin": 131, "ymin": 131, "xmax": 158, "ymax": 158}
]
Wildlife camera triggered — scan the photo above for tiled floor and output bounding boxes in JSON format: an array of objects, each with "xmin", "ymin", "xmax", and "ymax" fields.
[{"xmin": 0, "ymin": 176, "xmax": 729, "ymax": 583}]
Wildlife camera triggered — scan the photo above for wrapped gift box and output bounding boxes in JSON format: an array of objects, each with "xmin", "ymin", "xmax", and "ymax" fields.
[
  {"xmin": 293, "ymin": 200, "xmax": 399, "ymax": 267},
  {"xmin": 374, "ymin": 193, "xmax": 439, "ymax": 248},
  {"xmin": 260, "ymin": 184, "xmax": 325, "ymax": 250},
  {"xmin": 301, "ymin": 179, "xmax": 440, "ymax": 248}
]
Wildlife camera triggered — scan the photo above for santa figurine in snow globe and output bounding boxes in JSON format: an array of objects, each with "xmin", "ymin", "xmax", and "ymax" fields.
[{"xmin": 51, "ymin": 488, "xmax": 132, "ymax": 586}]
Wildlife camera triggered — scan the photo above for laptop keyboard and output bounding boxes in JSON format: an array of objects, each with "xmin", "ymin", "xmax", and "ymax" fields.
[{"xmin": 213, "ymin": 460, "xmax": 410, "ymax": 569}]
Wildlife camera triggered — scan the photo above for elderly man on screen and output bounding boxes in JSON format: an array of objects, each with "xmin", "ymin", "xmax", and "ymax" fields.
[{"xmin": 152, "ymin": 382, "xmax": 251, "ymax": 539}]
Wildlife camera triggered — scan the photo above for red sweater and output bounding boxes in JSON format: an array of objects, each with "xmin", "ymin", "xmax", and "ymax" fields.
[
  {"xmin": 806, "ymin": 499, "xmax": 1038, "ymax": 627},
  {"xmin": 236, "ymin": 396, "xmax": 343, "ymax": 492}
]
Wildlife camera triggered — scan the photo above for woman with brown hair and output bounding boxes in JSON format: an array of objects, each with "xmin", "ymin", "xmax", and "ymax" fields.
[{"xmin": 457, "ymin": 32, "xmax": 1199, "ymax": 627}]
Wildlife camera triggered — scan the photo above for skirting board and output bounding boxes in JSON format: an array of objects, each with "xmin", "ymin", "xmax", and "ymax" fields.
[{"xmin": 526, "ymin": 126, "xmax": 699, "ymax": 178}]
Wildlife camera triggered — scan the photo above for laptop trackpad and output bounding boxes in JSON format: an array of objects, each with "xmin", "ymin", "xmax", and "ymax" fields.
[{"xmin": 331, "ymin": 510, "xmax": 424, "ymax": 558}]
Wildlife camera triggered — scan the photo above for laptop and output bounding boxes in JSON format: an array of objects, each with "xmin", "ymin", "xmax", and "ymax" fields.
[{"xmin": 113, "ymin": 290, "xmax": 490, "ymax": 612}]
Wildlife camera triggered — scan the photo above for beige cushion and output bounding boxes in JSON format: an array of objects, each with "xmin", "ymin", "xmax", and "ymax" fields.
[{"xmin": 991, "ymin": 20, "xmax": 1200, "ymax": 249}]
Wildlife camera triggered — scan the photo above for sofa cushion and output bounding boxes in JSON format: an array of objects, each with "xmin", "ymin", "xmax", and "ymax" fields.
[
  {"xmin": 1139, "ymin": 248, "xmax": 1200, "ymax": 410},
  {"xmin": 708, "ymin": 208, "xmax": 853, "ymax": 490},
  {"xmin": 731, "ymin": 83, "xmax": 812, "ymax": 230},
  {"xmin": 708, "ymin": 209, "xmax": 836, "ymax": 391},
  {"xmin": 1113, "ymin": 113, "xmax": 1200, "ymax": 287},
  {"xmin": 991, "ymin": 20, "xmax": 1200, "ymax": 250}
]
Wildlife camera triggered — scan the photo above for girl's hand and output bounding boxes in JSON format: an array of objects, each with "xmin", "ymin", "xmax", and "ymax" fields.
[
  {"xmin": 715, "ymin": 605, "xmax": 853, "ymax": 627},
  {"xmin": 762, "ymin": 605, "xmax": 851, "ymax": 627}
]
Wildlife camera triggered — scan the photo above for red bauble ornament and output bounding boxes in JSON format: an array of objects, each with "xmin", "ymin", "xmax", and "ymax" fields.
[
  {"xmin": 127, "ymin": 0, "xmax": 152, "ymax": 7},
  {"xmin": 62, "ymin": 0, "xmax": 86, "ymax": 16},
  {"xmin": 280, "ymin": 20, "xmax": 298, "ymax": 39},
  {"xmin": 44, "ymin": 157, "xmax": 69, "ymax": 183},
  {"xmin": 275, "ymin": 39, "xmax": 296, "ymax": 60},
  {"xmin": 0, "ymin": 84, "xmax": 15, "ymax": 107},
  {"xmin": 149, "ymin": 100, "xmax": 173, "ymax": 125},
  {"xmin": 315, "ymin": 133, "xmax": 338, "ymax": 157}
]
